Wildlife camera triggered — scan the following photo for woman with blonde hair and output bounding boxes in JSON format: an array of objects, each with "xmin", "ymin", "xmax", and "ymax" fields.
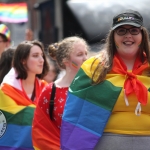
[
  {"xmin": 32, "ymin": 36, "xmax": 89, "ymax": 150},
  {"xmin": 0, "ymin": 40, "xmax": 49, "ymax": 150}
]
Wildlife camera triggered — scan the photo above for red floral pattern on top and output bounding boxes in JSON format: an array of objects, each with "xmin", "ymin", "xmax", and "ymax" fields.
[{"xmin": 38, "ymin": 82, "xmax": 68, "ymax": 129}]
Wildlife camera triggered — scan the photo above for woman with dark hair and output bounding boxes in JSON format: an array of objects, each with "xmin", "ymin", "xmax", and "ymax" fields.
[
  {"xmin": 0, "ymin": 40, "xmax": 49, "ymax": 150},
  {"xmin": 0, "ymin": 48, "xmax": 15, "ymax": 84},
  {"xmin": 61, "ymin": 9, "xmax": 150, "ymax": 149}
]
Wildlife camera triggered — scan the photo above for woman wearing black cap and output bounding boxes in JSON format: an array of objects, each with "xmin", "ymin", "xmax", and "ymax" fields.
[{"xmin": 60, "ymin": 9, "xmax": 150, "ymax": 149}]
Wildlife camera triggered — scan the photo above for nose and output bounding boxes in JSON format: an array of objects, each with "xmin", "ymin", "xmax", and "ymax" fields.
[
  {"xmin": 125, "ymin": 30, "xmax": 132, "ymax": 37},
  {"xmin": 40, "ymin": 55, "xmax": 44, "ymax": 63},
  {"xmin": 83, "ymin": 54, "xmax": 88, "ymax": 61}
]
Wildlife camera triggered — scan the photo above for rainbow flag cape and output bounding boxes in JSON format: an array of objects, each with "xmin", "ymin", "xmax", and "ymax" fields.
[
  {"xmin": 0, "ymin": 68, "xmax": 47, "ymax": 150},
  {"xmin": 32, "ymin": 104, "xmax": 60, "ymax": 150},
  {"xmin": 61, "ymin": 54, "xmax": 150, "ymax": 149},
  {"xmin": 0, "ymin": 2, "xmax": 28, "ymax": 23},
  {"xmin": 61, "ymin": 56, "xmax": 122, "ymax": 149}
]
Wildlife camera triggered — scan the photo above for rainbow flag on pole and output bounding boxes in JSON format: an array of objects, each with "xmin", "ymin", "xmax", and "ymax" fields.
[{"xmin": 0, "ymin": 2, "xmax": 28, "ymax": 23}]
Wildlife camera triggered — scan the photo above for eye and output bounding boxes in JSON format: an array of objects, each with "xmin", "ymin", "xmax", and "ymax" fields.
[
  {"xmin": 33, "ymin": 54, "xmax": 38, "ymax": 57},
  {"xmin": 130, "ymin": 28, "xmax": 139, "ymax": 33},
  {"xmin": 117, "ymin": 28, "xmax": 126, "ymax": 34},
  {"xmin": 77, "ymin": 52, "xmax": 83, "ymax": 56}
]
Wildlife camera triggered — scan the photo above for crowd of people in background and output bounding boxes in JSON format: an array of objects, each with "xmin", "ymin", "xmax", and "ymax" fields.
[{"xmin": 0, "ymin": 8, "xmax": 150, "ymax": 150}]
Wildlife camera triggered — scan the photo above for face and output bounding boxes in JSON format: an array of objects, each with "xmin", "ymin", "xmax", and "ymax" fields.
[
  {"xmin": 0, "ymin": 35, "xmax": 9, "ymax": 57},
  {"xmin": 114, "ymin": 25, "xmax": 142, "ymax": 59},
  {"xmin": 67, "ymin": 41, "xmax": 88, "ymax": 72},
  {"xmin": 24, "ymin": 45, "xmax": 44, "ymax": 75}
]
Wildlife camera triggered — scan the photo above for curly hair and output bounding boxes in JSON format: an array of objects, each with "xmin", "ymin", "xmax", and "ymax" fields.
[{"xmin": 48, "ymin": 36, "xmax": 89, "ymax": 69}]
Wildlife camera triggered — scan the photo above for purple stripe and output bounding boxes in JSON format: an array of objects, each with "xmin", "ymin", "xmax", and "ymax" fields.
[
  {"xmin": 61, "ymin": 120, "xmax": 100, "ymax": 149},
  {"xmin": 63, "ymin": 93, "xmax": 111, "ymax": 135},
  {"xmin": 0, "ymin": 146, "xmax": 33, "ymax": 150}
]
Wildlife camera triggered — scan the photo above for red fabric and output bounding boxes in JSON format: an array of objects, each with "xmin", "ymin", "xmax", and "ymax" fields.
[
  {"xmin": 32, "ymin": 82, "xmax": 68, "ymax": 149},
  {"xmin": 1, "ymin": 79, "xmax": 47, "ymax": 106},
  {"xmin": 32, "ymin": 105, "xmax": 60, "ymax": 150},
  {"xmin": 112, "ymin": 53, "xmax": 149, "ymax": 105},
  {"xmin": 38, "ymin": 82, "xmax": 68, "ymax": 128}
]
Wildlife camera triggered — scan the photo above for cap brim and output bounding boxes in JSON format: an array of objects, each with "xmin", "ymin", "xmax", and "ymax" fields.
[{"xmin": 112, "ymin": 22, "xmax": 141, "ymax": 30}]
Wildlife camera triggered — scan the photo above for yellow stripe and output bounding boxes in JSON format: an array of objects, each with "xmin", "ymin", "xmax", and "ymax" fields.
[
  {"xmin": 33, "ymin": 146, "xmax": 40, "ymax": 150},
  {"xmin": 81, "ymin": 54, "xmax": 106, "ymax": 82},
  {"xmin": 0, "ymin": 90, "xmax": 35, "ymax": 114}
]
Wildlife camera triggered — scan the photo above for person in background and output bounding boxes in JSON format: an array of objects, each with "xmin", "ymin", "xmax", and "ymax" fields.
[
  {"xmin": 32, "ymin": 36, "xmax": 89, "ymax": 150},
  {"xmin": 43, "ymin": 53, "xmax": 60, "ymax": 83},
  {"xmin": 0, "ymin": 24, "xmax": 11, "ymax": 57},
  {"xmin": 0, "ymin": 47, "xmax": 15, "ymax": 84},
  {"xmin": 25, "ymin": 28, "xmax": 33, "ymax": 41},
  {"xmin": 61, "ymin": 9, "xmax": 150, "ymax": 150},
  {"xmin": 0, "ymin": 40, "xmax": 49, "ymax": 150}
]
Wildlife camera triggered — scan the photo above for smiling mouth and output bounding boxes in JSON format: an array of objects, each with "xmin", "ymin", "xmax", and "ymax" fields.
[{"xmin": 123, "ymin": 41, "xmax": 134, "ymax": 45}]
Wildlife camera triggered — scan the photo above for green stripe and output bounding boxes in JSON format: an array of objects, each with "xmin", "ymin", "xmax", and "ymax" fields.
[
  {"xmin": 1, "ymin": 106, "xmax": 35, "ymax": 126},
  {"xmin": 70, "ymin": 68, "xmax": 122, "ymax": 111}
]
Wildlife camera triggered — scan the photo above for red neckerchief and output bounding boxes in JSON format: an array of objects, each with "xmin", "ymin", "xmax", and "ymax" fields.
[
  {"xmin": 1, "ymin": 79, "xmax": 47, "ymax": 106},
  {"xmin": 111, "ymin": 53, "xmax": 149, "ymax": 105}
]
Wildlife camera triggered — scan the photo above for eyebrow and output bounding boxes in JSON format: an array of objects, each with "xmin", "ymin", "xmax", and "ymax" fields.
[{"xmin": 31, "ymin": 52, "xmax": 43, "ymax": 54}]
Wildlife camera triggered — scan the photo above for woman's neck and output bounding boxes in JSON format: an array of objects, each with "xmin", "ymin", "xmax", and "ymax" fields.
[
  {"xmin": 120, "ymin": 55, "xmax": 137, "ymax": 70},
  {"xmin": 55, "ymin": 70, "xmax": 77, "ymax": 87},
  {"xmin": 22, "ymin": 75, "xmax": 35, "ymax": 84},
  {"xmin": 21, "ymin": 74, "xmax": 36, "ymax": 95}
]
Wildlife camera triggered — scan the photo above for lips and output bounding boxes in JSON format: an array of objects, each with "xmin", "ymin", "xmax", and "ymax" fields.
[
  {"xmin": 38, "ymin": 65, "xmax": 43, "ymax": 68},
  {"xmin": 123, "ymin": 41, "xmax": 134, "ymax": 45}
]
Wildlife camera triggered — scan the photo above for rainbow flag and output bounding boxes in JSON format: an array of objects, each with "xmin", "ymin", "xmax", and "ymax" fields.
[
  {"xmin": 32, "ymin": 104, "xmax": 60, "ymax": 150},
  {"xmin": 61, "ymin": 54, "xmax": 150, "ymax": 149},
  {"xmin": 0, "ymin": 2, "xmax": 28, "ymax": 23},
  {"xmin": 61, "ymin": 56, "xmax": 122, "ymax": 149},
  {"xmin": 0, "ymin": 87, "xmax": 35, "ymax": 150},
  {"xmin": 0, "ymin": 68, "xmax": 47, "ymax": 150}
]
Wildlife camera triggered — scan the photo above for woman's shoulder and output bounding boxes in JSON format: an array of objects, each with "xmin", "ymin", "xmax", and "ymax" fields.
[
  {"xmin": 81, "ymin": 50, "xmax": 107, "ymax": 74},
  {"xmin": 43, "ymin": 82, "xmax": 54, "ymax": 90},
  {"xmin": 39, "ymin": 79, "xmax": 48, "ymax": 86},
  {"xmin": 36, "ymin": 78, "xmax": 53, "ymax": 91},
  {"xmin": 1, "ymin": 68, "xmax": 22, "ymax": 91},
  {"xmin": 83, "ymin": 50, "xmax": 107, "ymax": 65}
]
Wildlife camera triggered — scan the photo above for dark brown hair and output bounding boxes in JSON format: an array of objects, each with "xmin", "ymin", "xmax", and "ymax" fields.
[
  {"xmin": 0, "ymin": 34, "xmax": 9, "ymax": 42},
  {"xmin": 91, "ymin": 26, "xmax": 150, "ymax": 84},
  {"xmin": 13, "ymin": 40, "xmax": 49, "ymax": 79},
  {"xmin": 0, "ymin": 48, "xmax": 15, "ymax": 84}
]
